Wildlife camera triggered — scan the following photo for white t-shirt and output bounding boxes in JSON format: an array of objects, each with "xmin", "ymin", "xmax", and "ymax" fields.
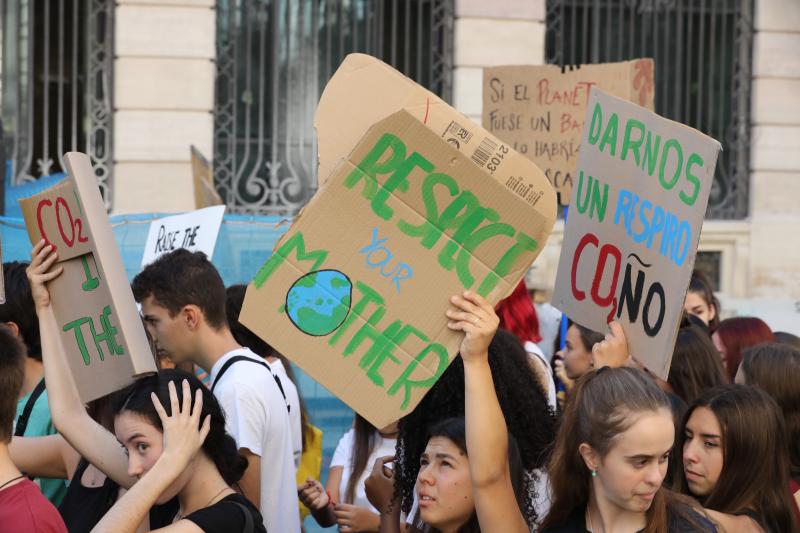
[
  {"xmin": 330, "ymin": 428, "xmax": 396, "ymax": 512},
  {"xmin": 210, "ymin": 348, "xmax": 301, "ymax": 533},
  {"xmin": 269, "ymin": 358, "xmax": 302, "ymax": 468}
]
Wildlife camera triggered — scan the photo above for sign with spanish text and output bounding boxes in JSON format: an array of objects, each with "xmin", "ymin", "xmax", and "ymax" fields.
[
  {"xmin": 20, "ymin": 153, "xmax": 157, "ymax": 402},
  {"xmin": 241, "ymin": 110, "xmax": 556, "ymax": 428},
  {"xmin": 140, "ymin": 205, "xmax": 226, "ymax": 267},
  {"xmin": 483, "ymin": 60, "xmax": 655, "ymax": 204},
  {"xmin": 552, "ymin": 89, "xmax": 721, "ymax": 379}
]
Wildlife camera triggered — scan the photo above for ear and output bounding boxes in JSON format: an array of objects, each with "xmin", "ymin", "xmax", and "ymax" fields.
[
  {"xmin": 4, "ymin": 321, "xmax": 21, "ymax": 339},
  {"xmin": 578, "ymin": 443, "xmax": 600, "ymax": 473},
  {"xmin": 182, "ymin": 305, "xmax": 203, "ymax": 331}
]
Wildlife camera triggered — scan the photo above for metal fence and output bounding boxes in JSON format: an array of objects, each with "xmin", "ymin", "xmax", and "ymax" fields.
[
  {"xmin": 0, "ymin": 0, "xmax": 114, "ymax": 208},
  {"xmin": 545, "ymin": 0, "xmax": 753, "ymax": 219},
  {"xmin": 214, "ymin": 0, "xmax": 455, "ymax": 215}
]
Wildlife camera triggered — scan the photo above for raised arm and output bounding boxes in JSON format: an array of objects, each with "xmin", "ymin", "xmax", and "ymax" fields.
[
  {"xmin": 9, "ymin": 434, "xmax": 79, "ymax": 481},
  {"xmin": 28, "ymin": 240, "xmax": 136, "ymax": 488},
  {"xmin": 446, "ymin": 291, "xmax": 528, "ymax": 533}
]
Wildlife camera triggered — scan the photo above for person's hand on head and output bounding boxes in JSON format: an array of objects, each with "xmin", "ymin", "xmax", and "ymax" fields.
[
  {"xmin": 364, "ymin": 455, "xmax": 397, "ymax": 515},
  {"xmin": 446, "ymin": 291, "xmax": 499, "ymax": 364},
  {"xmin": 333, "ymin": 503, "xmax": 380, "ymax": 532},
  {"xmin": 592, "ymin": 321, "xmax": 631, "ymax": 369},
  {"xmin": 297, "ymin": 478, "xmax": 330, "ymax": 511},
  {"xmin": 151, "ymin": 379, "xmax": 210, "ymax": 473},
  {"xmin": 26, "ymin": 239, "xmax": 64, "ymax": 310}
]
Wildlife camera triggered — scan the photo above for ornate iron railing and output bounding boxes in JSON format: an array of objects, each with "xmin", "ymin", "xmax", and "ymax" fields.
[
  {"xmin": 0, "ymin": 0, "xmax": 114, "ymax": 207},
  {"xmin": 214, "ymin": 0, "xmax": 454, "ymax": 215},
  {"xmin": 545, "ymin": 0, "xmax": 753, "ymax": 219}
]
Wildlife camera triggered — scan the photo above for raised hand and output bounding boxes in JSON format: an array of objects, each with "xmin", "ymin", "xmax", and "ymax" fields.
[
  {"xmin": 446, "ymin": 291, "xmax": 500, "ymax": 363},
  {"xmin": 26, "ymin": 239, "xmax": 63, "ymax": 310},
  {"xmin": 591, "ymin": 321, "xmax": 631, "ymax": 369},
  {"xmin": 150, "ymin": 379, "xmax": 210, "ymax": 473}
]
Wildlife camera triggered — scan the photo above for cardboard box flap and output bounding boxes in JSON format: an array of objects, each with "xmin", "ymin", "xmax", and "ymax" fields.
[{"xmin": 316, "ymin": 54, "xmax": 557, "ymax": 225}]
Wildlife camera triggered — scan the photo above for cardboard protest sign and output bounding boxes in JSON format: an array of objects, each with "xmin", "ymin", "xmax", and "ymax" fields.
[
  {"xmin": 191, "ymin": 146, "xmax": 223, "ymax": 209},
  {"xmin": 552, "ymin": 88, "xmax": 721, "ymax": 379},
  {"xmin": 483, "ymin": 59, "xmax": 655, "ymax": 204},
  {"xmin": 20, "ymin": 153, "xmax": 157, "ymax": 402},
  {"xmin": 316, "ymin": 54, "xmax": 557, "ymax": 217},
  {"xmin": 240, "ymin": 110, "xmax": 556, "ymax": 428},
  {"xmin": 140, "ymin": 205, "xmax": 226, "ymax": 267}
]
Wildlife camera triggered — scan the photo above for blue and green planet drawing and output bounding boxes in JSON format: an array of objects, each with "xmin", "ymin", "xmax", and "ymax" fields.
[{"xmin": 285, "ymin": 269, "xmax": 353, "ymax": 336}]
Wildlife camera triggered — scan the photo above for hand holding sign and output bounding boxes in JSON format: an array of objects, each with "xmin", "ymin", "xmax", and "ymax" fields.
[
  {"xmin": 591, "ymin": 321, "xmax": 631, "ymax": 369},
  {"xmin": 26, "ymin": 240, "xmax": 65, "ymax": 310},
  {"xmin": 446, "ymin": 291, "xmax": 500, "ymax": 364}
]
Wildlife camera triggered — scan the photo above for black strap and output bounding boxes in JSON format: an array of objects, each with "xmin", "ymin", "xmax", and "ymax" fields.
[
  {"xmin": 231, "ymin": 501, "xmax": 256, "ymax": 533},
  {"xmin": 211, "ymin": 356, "xmax": 289, "ymax": 413},
  {"xmin": 15, "ymin": 379, "xmax": 46, "ymax": 437}
]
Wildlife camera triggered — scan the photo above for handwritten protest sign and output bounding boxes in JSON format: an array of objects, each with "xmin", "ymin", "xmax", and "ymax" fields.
[
  {"xmin": 483, "ymin": 59, "xmax": 655, "ymax": 204},
  {"xmin": 20, "ymin": 153, "xmax": 157, "ymax": 402},
  {"xmin": 140, "ymin": 205, "xmax": 226, "ymax": 267},
  {"xmin": 241, "ymin": 110, "xmax": 555, "ymax": 428},
  {"xmin": 552, "ymin": 89, "xmax": 721, "ymax": 379}
]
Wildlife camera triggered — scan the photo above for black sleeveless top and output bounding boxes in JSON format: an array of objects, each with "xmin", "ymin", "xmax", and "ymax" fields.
[{"xmin": 57, "ymin": 458, "xmax": 180, "ymax": 532}]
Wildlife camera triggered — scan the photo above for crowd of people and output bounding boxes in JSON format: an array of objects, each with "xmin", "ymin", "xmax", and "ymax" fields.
[{"xmin": 1, "ymin": 242, "xmax": 799, "ymax": 533}]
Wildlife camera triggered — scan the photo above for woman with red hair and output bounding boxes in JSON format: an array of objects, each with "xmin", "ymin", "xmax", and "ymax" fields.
[
  {"xmin": 712, "ymin": 316, "xmax": 775, "ymax": 381},
  {"xmin": 495, "ymin": 281, "xmax": 556, "ymax": 410}
]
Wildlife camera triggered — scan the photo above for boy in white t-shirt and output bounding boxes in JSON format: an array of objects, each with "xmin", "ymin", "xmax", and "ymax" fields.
[{"xmin": 133, "ymin": 250, "xmax": 300, "ymax": 532}]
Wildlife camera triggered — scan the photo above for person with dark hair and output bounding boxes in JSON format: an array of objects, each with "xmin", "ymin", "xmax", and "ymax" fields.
[
  {"xmin": 676, "ymin": 384, "xmax": 798, "ymax": 532},
  {"xmin": 132, "ymin": 248, "xmax": 299, "ymax": 532},
  {"xmin": 541, "ymin": 367, "xmax": 716, "ymax": 533},
  {"xmin": 712, "ymin": 317, "xmax": 775, "ymax": 381},
  {"xmin": 0, "ymin": 261, "xmax": 67, "ymax": 505},
  {"xmin": 737, "ymin": 343, "xmax": 800, "ymax": 524},
  {"xmin": 299, "ymin": 414, "xmax": 398, "ymax": 531},
  {"xmin": 495, "ymin": 280, "xmax": 556, "ymax": 410},
  {"xmin": 553, "ymin": 322, "xmax": 604, "ymax": 391},
  {"xmin": 393, "ymin": 324, "xmax": 556, "ymax": 527},
  {"xmin": 774, "ymin": 331, "xmax": 800, "ymax": 350},
  {"xmin": 667, "ymin": 323, "xmax": 729, "ymax": 406},
  {"xmin": 683, "ymin": 270, "xmax": 720, "ymax": 332},
  {"xmin": 0, "ymin": 324, "xmax": 67, "ymax": 532}
]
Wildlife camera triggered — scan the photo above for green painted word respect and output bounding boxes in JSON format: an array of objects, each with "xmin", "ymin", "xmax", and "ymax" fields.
[{"xmin": 344, "ymin": 132, "xmax": 538, "ymax": 297}]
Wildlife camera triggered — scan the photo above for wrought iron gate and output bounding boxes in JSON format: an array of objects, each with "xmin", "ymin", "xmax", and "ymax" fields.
[
  {"xmin": 545, "ymin": 0, "xmax": 753, "ymax": 219},
  {"xmin": 0, "ymin": 0, "xmax": 114, "ymax": 206},
  {"xmin": 214, "ymin": 0, "xmax": 454, "ymax": 215}
]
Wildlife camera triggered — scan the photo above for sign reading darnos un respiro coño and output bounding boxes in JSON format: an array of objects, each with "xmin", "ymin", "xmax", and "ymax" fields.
[
  {"xmin": 552, "ymin": 89, "xmax": 721, "ymax": 379},
  {"xmin": 20, "ymin": 153, "xmax": 157, "ymax": 402},
  {"xmin": 241, "ymin": 110, "xmax": 555, "ymax": 428}
]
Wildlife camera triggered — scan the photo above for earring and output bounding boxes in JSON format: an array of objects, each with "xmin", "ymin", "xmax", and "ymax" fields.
[{"xmin": 591, "ymin": 469, "xmax": 598, "ymax": 477}]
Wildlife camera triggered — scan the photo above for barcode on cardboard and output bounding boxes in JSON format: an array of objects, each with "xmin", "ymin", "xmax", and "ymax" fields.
[
  {"xmin": 446, "ymin": 121, "xmax": 474, "ymax": 143},
  {"xmin": 472, "ymin": 137, "xmax": 498, "ymax": 168}
]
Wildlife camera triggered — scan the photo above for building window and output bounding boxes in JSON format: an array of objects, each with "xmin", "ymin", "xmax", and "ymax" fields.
[
  {"xmin": 545, "ymin": 0, "xmax": 753, "ymax": 220},
  {"xmin": 213, "ymin": 0, "xmax": 454, "ymax": 215},
  {"xmin": 0, "ymin": 0, "xmax": 114, "ymax": 206}
]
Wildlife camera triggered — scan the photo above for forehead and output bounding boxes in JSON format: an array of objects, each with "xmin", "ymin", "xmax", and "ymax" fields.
[
  {"xmin": 686, "ymin": 406, "xmax": 721, "ymax": 434},
  {"xmin": 609, "ymin": 409, "xmax": 674, "ymax": 457},
  {"xmin": 684, "ymin": 292, "xmax": 708, "ymax": 308},
  {"xmin": 423, "ymin": 436, "xmax": 465, "ymax": 458},
  {"xmin": 114, "ymin": 411, "xmax": 160, "ymax": 441},
  {"xmin": 141, "ymin": 296, "xmax": 171, "ymax": 317}
]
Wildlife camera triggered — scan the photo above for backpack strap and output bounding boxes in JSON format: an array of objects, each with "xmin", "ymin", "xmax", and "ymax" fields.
[
  {"xmin": 230, "ymin": 501, "xmax": 256, "ymax": 533},
  {"xmin": 14, "ymin": 378, "xmax": 46, "ymax": 437},
  {"xmin": 211, "ymin": 355, "xmax": 289, "ymax": 413}
]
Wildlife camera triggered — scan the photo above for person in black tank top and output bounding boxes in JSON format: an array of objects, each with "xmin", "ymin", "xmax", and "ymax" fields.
[{"xmin": 91, "ymin": 372, "xmax": 265, "ymax": 533}]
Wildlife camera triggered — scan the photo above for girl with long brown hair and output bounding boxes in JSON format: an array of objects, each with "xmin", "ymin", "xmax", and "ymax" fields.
[
  {"xmin": 541, "ymin": 366, "xmax": 714, "ymax": 533},
  {"xmin": 676, "ymin": 384, "xmax": 798, "ymax": 532}
]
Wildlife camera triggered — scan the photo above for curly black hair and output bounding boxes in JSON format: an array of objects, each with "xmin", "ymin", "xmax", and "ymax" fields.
[{"xmin": 395, "ymin": 329, "xmax": 556, "ymax": 526}]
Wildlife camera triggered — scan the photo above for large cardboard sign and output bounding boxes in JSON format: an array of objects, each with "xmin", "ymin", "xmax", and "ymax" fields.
[
  {"xmin": 552, "ymin": 89, "xmax": 721, "ymax": 379},
  {"xmin": 240, "ymin": 110, "xmax": 556, "ymax": 428},
  {"xmin": 191, "ymin": 146, "xmax": 224, "ymax": 209},
  {"xmin": 20, "ymin": 153, "xmax": 157, "ymax": 402},
  {"xmin": 483, "ymin": 60, "xmax": 655, "ymax": 204},
  {"xmin": 140, "ymin": 205, "xmax": 226, "ymax": 267},
  {"xmin": 316, "ymin": 54, "xmax": 557, "ymax": 217}
]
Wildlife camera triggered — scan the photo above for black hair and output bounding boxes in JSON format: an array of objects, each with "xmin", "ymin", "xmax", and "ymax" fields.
[
  {"xmin": 114, "ymin": 369, "xmax": 247, "ymax": 485},
  {"xmin": 667, "ymin": 323, "xmax": 729, "ymax": 405},
  {"xmin": 395, "ymin": 329, "xmax": 555, "ymax": 526},
  {"xmin": 0, "ymin": 262, "xmax": 41, "ymax": 360},
  {"xmin": 131, "ymin": 249, "xmax": 227, "ymax": 329},
  {"xmin": 416, "ymin": 417, "xmax": 526, "ymax": 533},
  {"xmin": 0, "ymin": 324, "xmax": 25, "ymax": 442}
]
